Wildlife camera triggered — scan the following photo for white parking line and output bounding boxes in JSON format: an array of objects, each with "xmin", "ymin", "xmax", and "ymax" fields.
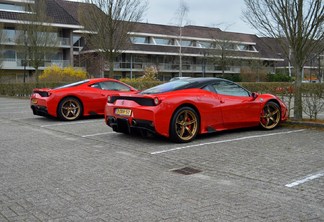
[
  {"xmin": 41, "ymin": 119, "xmax": 102, "ymax": 127},
  {"xmin": 285, "ymin": 170, "xmax": 324, "ymax": 188},
  {"xmin": 0, "ymin": 102, "xmax": 28, "ymax": 106},
  {"xmin": 0, "ymin": 111, "xmax": 30, "ymax": 114},
  {"xmin": 81, "ymin": 132, "xmax": 115, "ymax": 137},
  {"xmin": 0, "ymin": 105, "xmax": 28, "ymax": 110},
  {"xmin": 151, "ymin": 129, "xmax": 306, "ymax": 155}
]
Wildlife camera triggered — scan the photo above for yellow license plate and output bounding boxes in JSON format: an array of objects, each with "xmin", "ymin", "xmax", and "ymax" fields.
[
  {"xmin": 115, "ymin": 108, "xmax": 132, "ymax": 116},
  {"xmin": 31, "ymin": 98, "xmax": 38, "ymax": 104}
]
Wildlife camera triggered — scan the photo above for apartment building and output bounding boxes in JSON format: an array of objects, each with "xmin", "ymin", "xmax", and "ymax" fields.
[
  {"xmin": 1, "ymin": 0, "xmax": 293, "ymax": 82},
  {"xmin": 110, "ymin": 23, "xmax": 284, "ymax": 80},
  {"xmin": 0, "ymin": 0, "xmax": 83, "ymax": 81}
]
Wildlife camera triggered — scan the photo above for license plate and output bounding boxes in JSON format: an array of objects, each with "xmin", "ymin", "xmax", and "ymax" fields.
[
  {"xmin": 31, "ymin": 98, "xmax": 38, "ymax": 104},
  {"xmin": 115, "ymin": 108, "xmax": 132, "ymax": 116}
]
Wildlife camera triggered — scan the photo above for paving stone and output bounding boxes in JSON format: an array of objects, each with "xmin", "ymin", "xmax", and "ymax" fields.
[{"xmin": 0, "ymin": 97, "xmax": 323, "ymax": 221}]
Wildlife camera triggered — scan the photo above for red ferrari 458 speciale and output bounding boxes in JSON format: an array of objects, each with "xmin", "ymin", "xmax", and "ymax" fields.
[
  {"xmin": 105, "ymin": 78, "xmax": 288, "ymax": 143},
  {"xmin": 31, "ymin": 78, "xmax": 137, "ymax": 121}
]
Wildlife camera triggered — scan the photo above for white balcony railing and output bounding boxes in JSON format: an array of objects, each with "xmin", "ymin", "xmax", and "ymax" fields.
[
  {"xmin": 58, "ymin": 37, "xmax": 70, "ymax": 46},
  {"xmin": 0, "ymin": 36, "xmax": 70, "ymax": 47},
  {"xmin": 0, "ymin": 59, "xmax": 70, "ymax": 69},
  {"xmin": 113, "ymin": 62, "xmax": 241, "ymax": 74}
]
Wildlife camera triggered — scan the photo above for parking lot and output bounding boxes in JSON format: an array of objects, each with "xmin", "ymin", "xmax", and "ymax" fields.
[{"xmin": 0, "ymin": 96, "xmax": 324, "ymax": 221}]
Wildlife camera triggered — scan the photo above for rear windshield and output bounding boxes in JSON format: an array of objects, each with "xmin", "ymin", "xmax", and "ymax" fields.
[
  {"xmin": 54, "ymin": 80, "xmax": 89, "ymax": 89},
  {"xmin": 140, "ymin": 80, "xmax": 192, "ymax": 94}
]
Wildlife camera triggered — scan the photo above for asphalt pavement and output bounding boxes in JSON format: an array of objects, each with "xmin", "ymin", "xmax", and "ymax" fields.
[{"xmin": 0, "ymin": 97, "xmax": 323, "ymax": 221}]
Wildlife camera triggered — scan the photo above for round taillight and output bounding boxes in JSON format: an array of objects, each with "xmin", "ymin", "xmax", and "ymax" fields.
[{"xmin": 154, "ymin": 97, "xmax": 159, "ymax": 105}]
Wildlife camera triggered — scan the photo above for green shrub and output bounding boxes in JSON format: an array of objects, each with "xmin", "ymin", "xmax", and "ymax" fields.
[
  {"xmin": 39, "ymin": 65, "xmax": 88, "ymax": 82},
  {"xmin": 267, "ymin": 73, "xmax": 292, "ymax": 82},
  {"xmin": 120, "ymin": 78, "xmax": 161, "ymax": 90},
  {"xmin": 141, "ymin": 66, "xmax": 159, "ymax": 81},
  {"xmin": 223, "ymin": 74, "xmax": 242, "ymax": 82}
]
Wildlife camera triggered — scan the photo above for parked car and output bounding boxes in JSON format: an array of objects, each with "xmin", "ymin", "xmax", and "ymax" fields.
[
  {"xmin": 31, "ymin": 78, "xmax": 137, "ymax": 121},
  {"xmin": 105, "ymin": 77, "xmax": 288, "ymax": 143}
]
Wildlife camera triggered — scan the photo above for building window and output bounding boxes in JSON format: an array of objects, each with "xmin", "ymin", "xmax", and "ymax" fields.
[
  {"xmin": 2, "ymin": 50, "xmax": 16, "ymax": 60},
  {"xmin": 154, "ymin": 37, "xmax": 174, "ymax": 45},
  {"xmin": 199, "ymin": 41, "xmax": 213, "ymax": 48},
  {"xmin": 179, "ymin": 39, "xmax": 192, "ymax": 47},
  {"xmin": 0, "ymin": 3, "xmax": 25, "ymax": 12},
  {"xmin": 238, "ymin": 44, "xmax": 256, "ymax": 51},
  {"xmin": 46, "ymin": 52, "xmax": 63, "ymax": 61},
  {"xmin": 3, "ymin": 29, "xmax": 16, "ymax": 43},
  {"xmin": 224, "ymin": 43, "xmax": 236, "ymax": 50},
  {"xmin": 130, "ymin": 36, "xmax": 149, "ymax": 44}
]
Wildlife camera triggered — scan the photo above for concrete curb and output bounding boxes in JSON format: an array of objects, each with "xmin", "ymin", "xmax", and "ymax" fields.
[{"xmin": 285, "ymin": 120, "xmax": 324, "ymax": 128}]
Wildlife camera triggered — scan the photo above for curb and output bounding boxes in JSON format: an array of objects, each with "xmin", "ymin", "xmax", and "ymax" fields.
[{"xmin": 285, "ymin": 120, "xmax": 324, "ymax": 128}]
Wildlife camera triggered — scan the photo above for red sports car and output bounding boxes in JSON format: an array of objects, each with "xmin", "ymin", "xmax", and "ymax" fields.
[
  {"xmin": 31, "ymin": 78, "xmax": 137, "ymax": 121},
  {"xmin": 105, "ymin": 78, "xmax": 288, "ymax": 143}
]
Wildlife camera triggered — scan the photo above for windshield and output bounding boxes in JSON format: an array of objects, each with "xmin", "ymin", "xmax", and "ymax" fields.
[
  {"xmin": 140, "ymin": 80, "xmax": 191, "ymax": 94},
  {"xmin": 54, "ymin": 80, "xmax": 89, "ymax": 89}
]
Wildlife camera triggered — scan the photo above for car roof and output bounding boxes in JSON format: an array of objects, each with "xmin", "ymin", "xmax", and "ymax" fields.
[{"xmin": 175, "ymin": 77, "xmax": 224, "ymax": 89}]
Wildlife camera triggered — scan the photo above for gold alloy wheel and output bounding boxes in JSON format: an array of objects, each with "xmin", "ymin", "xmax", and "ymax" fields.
[
  {"xmin": 175, "ymin": 109, "xmax": 198, "ymax": 141},
  {"xmin": 260, "ymin": 102, "xmax": 281, "ymax": 129},
  {"xmin": 60, "ymin": 98, "xmax": 81, "ymax": 120}
]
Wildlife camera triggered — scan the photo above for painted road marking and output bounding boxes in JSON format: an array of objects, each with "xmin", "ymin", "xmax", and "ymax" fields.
[
  {"xmin": 81, "ymin": 132, "xmax": 115, "ymax": 137},
  {"xmin": 0, "ymin": 105, "xmax": 28, "ymax": 109},
  {"xmin": 0, "ymin": 111, "xmax": 30, "ymax": 114},
  {"xmin": 151, "ymin": 129, "xmax": 306, "ymax": 155},
  {"xmin": 285, "ymin": 170, "xmax": 324, "ymax": 188},
  {"xmin": 40, "ymin": 119, "xmax": 102, "ymax": 127}
]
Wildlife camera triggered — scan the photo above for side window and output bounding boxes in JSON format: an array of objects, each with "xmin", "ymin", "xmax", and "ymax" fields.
[
  {"xmin": 90, "ymin": 83, "xmax": 101, "ymax": 89},
  {"xmin": 202, "ymin": 85, "xmax": 216, "ymax": 93},
  {"xmin": 99, "ymin": 81, "xmax": 131, "ymax": 91},
  {"xmin": 212, "ymin": 80, "xmax": 250, "ymax": 97}
]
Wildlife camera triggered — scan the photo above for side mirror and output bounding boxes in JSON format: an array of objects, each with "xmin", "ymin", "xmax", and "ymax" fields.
[{"xmin": 251, "ymin": 92, "xmax": 258, "ymax": 100}]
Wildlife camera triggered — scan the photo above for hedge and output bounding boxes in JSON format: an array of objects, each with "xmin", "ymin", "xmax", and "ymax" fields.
[
  {"xmin": 0, "ymin": 81, "xmax": 323, "ymax": 98},
  {"xmin": 239, "ymin": 82, "xmax": 324, "ymax": 96},
  {"xmin": 0, "ymin": 83, "xmax": 64, "ymax": 97}
]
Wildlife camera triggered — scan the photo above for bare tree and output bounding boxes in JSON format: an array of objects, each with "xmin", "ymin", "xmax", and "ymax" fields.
[
  {"xmin": 174, "ymin": 0, "xmax": 189, "ymax": 77},
  {"xmin": 207, "ymin": 31, "xmax": 238, "ymax": 78},
  {"xmin": 16, "ymin": 0, "xmax": 59, "ymax": 83},
  {"xmin": 80, "ymin": 0, "xmax": 147, "ymax": 78},
  {"xmin": 243, "ymin": 0, "xmax": 324, "ymax": 120}
]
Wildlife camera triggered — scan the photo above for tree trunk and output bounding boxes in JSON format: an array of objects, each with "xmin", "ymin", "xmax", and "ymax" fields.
[
  {"xmin": 293, "ymin": 66, "xmax": 303, "ymax": 120},
  {"xmin": 108, "ymin": 61, "xmax": 114, "ymax": 78},
  {"xmin": 34, "ymin": 67, "xmax": 40, "ymax": 87}
]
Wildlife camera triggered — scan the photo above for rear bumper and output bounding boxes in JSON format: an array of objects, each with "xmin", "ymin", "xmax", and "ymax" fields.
[
  {"xmin": 31, "ymin": 105, "xmax": 49, "ymax": 117},
  {"xmin": 106, "ymin": 116, "xmax": 156, "ymax": 134}
]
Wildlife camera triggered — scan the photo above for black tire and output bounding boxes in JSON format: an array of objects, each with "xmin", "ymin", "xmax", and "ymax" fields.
[
  {"xmin": 260, "ymin": 101, "xmax": 281, "ymax": 130},
  {"xmin": 57, "ymin": 97, "xmax": 83, "ymax": 121},
  {"xmin": 170, "ymin": 107, "xmax": 199, "ymax": 143}
]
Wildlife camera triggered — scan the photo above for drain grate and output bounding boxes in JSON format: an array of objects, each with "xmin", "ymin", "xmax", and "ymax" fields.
[{"xmin": 172, "ymin": 167, "xmax": 202, "ymax": 175}]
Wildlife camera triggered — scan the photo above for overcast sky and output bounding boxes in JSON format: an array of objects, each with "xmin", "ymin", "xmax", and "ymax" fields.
[{"xmin": 143, "ymin": 0, "xmax": 257, "ymax": 35}]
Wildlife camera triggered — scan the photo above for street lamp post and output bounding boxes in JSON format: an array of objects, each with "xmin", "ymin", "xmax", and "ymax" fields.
[{"xmin": 200, "ymin": 50, "xmax": 207, "ymax": 78}]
